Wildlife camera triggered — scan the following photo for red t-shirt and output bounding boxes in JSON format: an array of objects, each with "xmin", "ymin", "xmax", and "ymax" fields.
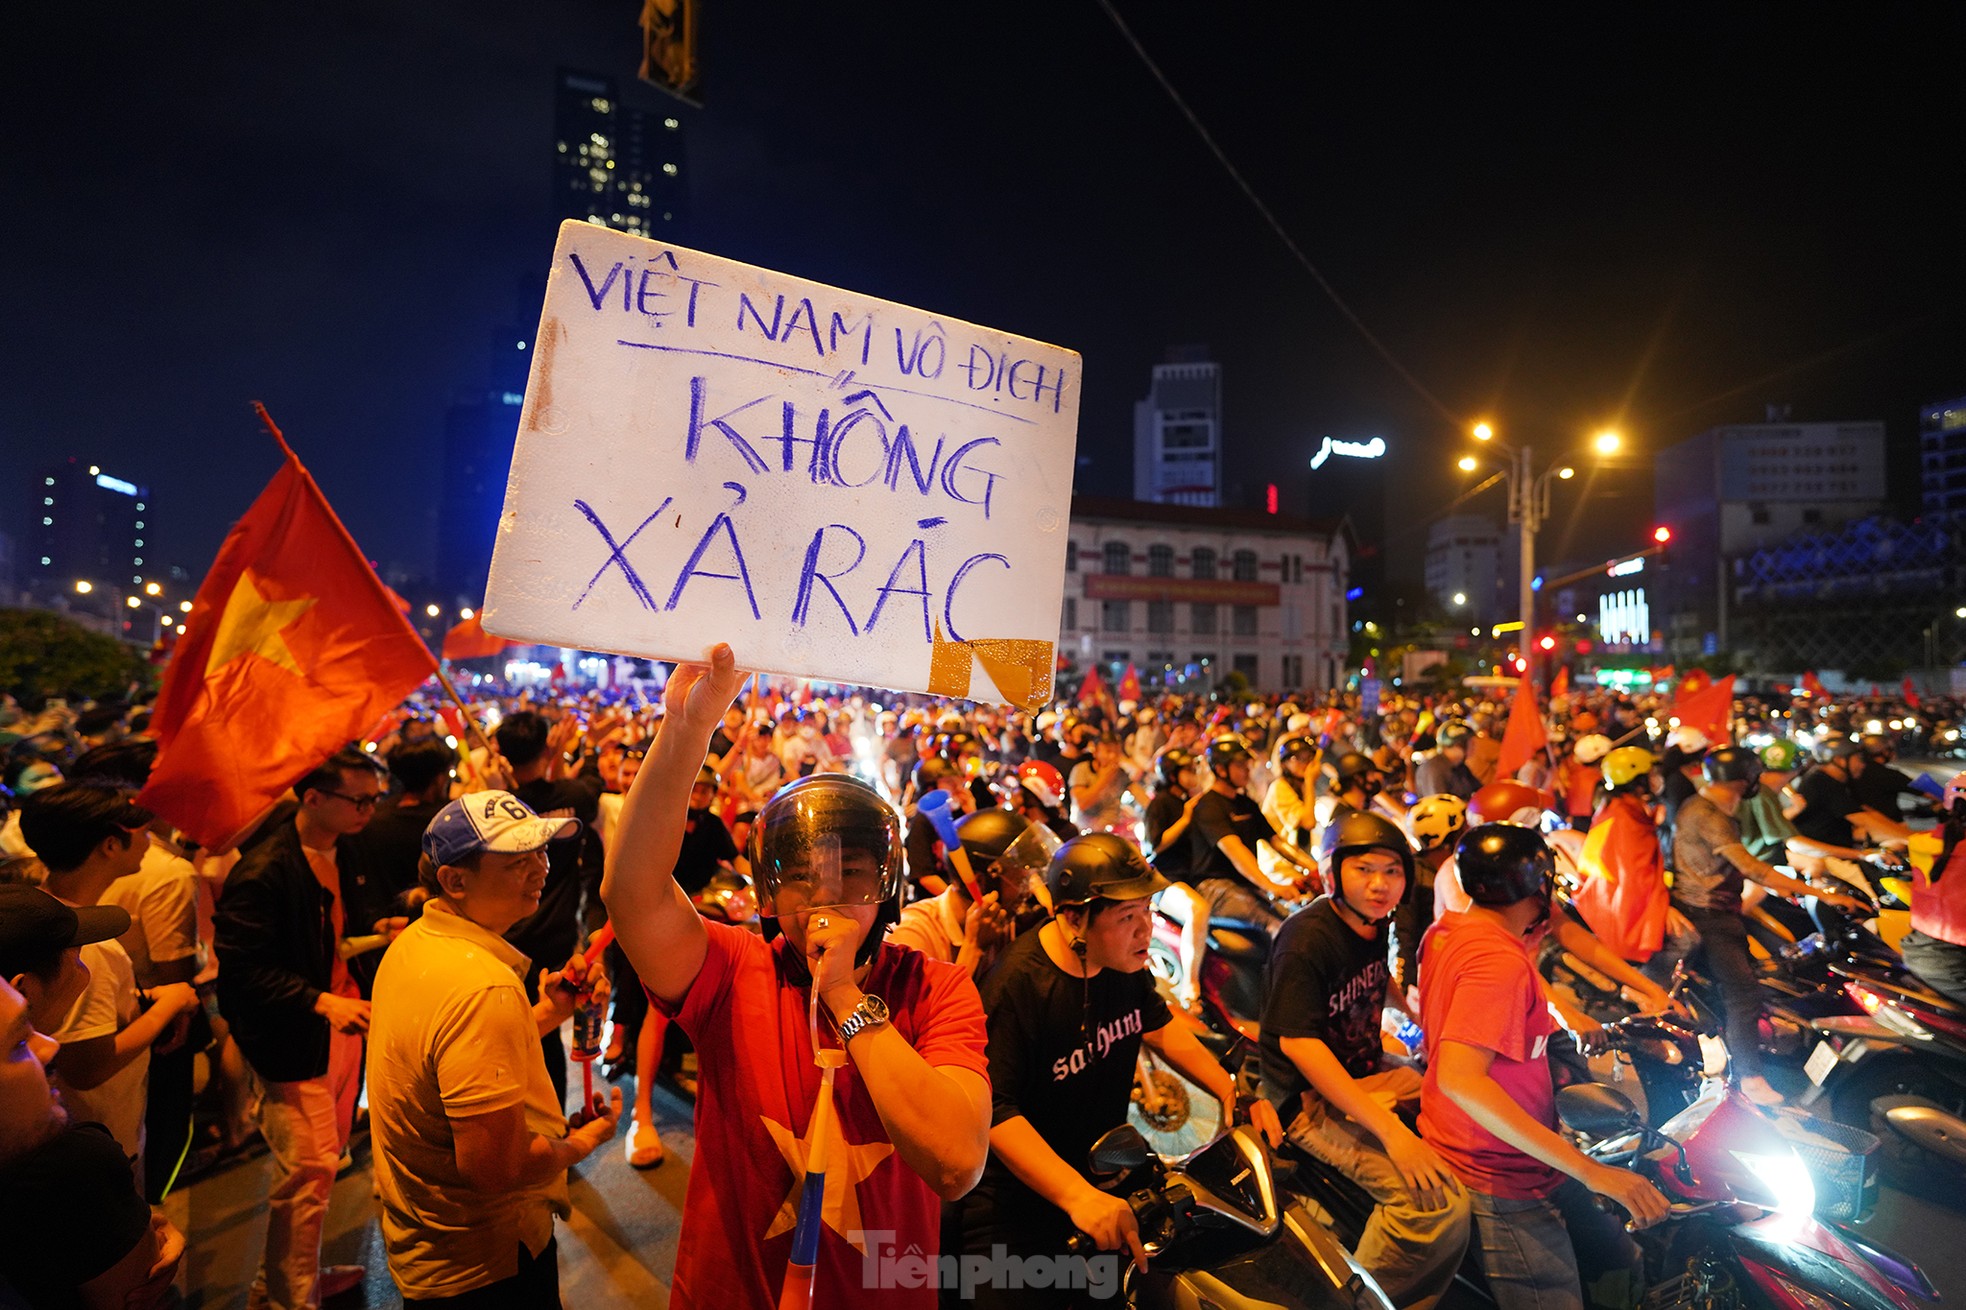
[
  {"xmin": 1416, "ymin": 911, "xmax": 1563, "ymax": 1199},
  {"xmin": 657, "ymin": 922, "xmax": 989, "ymax": 1310}
]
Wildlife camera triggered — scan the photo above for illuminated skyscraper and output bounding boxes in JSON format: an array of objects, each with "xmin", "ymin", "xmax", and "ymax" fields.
[
  {"xmin": 31, "ymin": 458, "xmax": 148, "ymax": 587},
  {"xmin": 1132, "ymin": 346, "xmax": 1222, "ymax": 508},
  {"xmin": 553, "ymin": 68, "xmax": 687, "ymax": 239}
]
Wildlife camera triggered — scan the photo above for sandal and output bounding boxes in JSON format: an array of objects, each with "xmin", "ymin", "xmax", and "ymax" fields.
[{"xmin": 625, "ymin": 1117, "xmax": 664, "ymax": 1169}]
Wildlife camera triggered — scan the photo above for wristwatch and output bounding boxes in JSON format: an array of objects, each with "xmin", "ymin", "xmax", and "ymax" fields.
[{"xmin": 837, "ymin": 993, "xmax": 891, "ymax": 1044}]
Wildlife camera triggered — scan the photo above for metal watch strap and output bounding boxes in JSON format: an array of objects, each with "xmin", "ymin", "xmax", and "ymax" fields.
[{"xmin": 838, "ymin": 994, "xmax": 889, "ymax": 1043}]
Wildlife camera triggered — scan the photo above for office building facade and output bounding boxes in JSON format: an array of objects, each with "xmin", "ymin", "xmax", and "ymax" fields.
[
  {"xmin": 1920, "ymin": 394, "xmax": 1966, "ymax": 517},
  {"xmin": 31, "ymin": 459, "xmax": 149, "ymax": 589},
  {"xmin": 1132, "ymin": 347, "xmax": 1222, "ymax": 507},
  {"xmin": 553, "ymin": 68, "xmax": 688, "ymax": 239}
]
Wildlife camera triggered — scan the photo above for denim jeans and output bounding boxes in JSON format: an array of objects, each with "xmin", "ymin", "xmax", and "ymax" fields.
[{"xmin": 1466, "ymin": 1179, "xmax": 1642, "ymax": 1310}]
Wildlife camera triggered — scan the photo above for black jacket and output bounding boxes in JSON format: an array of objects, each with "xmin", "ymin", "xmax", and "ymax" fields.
[{"xmin": 213, "ymin": 821, "xmax": 367, "ymax": 1083}]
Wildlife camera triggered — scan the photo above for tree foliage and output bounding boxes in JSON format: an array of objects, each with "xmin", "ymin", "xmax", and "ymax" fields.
[{"xmin": 0, "ymin": 609, "xmax": 152, "ymax": 708}]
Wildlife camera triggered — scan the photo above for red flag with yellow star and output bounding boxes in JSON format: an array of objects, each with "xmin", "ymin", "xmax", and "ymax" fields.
[{"xmin": 139, "ymin": 411, "xmax": 437, "ymax": 849}]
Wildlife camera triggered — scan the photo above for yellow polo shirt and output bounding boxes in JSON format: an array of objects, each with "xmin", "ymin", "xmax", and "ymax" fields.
[{"xmin": 366, "ymin": 900, "xmax": 570, "ymax": 1298}]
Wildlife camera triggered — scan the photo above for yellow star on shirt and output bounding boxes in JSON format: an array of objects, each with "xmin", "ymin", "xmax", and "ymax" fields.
[
  {"xmin": 206, "ymin": 570, "xmax": 316, "ymax": 678},
  {"xmin": 760, "ymin": 1112, "xmax": 894, "ymax": 1255}
]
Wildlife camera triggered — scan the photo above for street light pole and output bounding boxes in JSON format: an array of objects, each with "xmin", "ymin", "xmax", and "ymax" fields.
[{"xmin": 1513, "ymin": 443, "xmax": 1537, "ymax": 677}]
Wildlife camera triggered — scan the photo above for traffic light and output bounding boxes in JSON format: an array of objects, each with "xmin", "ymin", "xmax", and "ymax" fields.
[
  {"xmin": 1652, "ymin": 526, "xmax": 1672, "ymax": 545},
  {"xmin": 1538, "ymin": 634, "xmax": 1557, "ymax": 651}
]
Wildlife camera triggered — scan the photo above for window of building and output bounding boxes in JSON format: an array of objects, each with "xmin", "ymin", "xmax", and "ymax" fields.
[
  {"xmin": 1062, "ymin": 598, "xmax": 1077, "ymax": 630},
  {"xmin": 1147, "ymin": 600, "xmax": 1174, "ymax": 634},
  {"xmin": 1232, "ymin": 605, "xmax": 1258, "ymax": 636},
  {"xmin": 1750, "ymin": 506, "xmax": 1770, "ymax": 525},
  {"xmin": 1066, "ymin": 539, "xmax": 1078, "ymax": 572},
  {"xmin": 1191, "ymin": 547, "xmax": 1216, "ymax": 580},
  {"xmin": 1233, "ymin": 653, "xmax": 1260, "ymax": 680},
  {"xmin": 1147, "ymin": 544, "xmax": 1174, "ymax": 577},
  {"xmin": 1103, "ymin": 650, "xmax": 1132, "ymax": 669},
  {"xmin": 1191, "ymin": 603, "xmax": 1217, "ymax": 635},
  {"xmin": 1802, "ymin": 508, "xmax": 1822, "ymax": 524},
  {"xmin": 1282, "ymin": 654, "xmax": 1303, "ymax": 687},
  {"xmin": 1232, "ymin": 549, "xmax": 1258, "ymax": 582},
  {"xmin": 1102, "ymin": 599, "xmax": 1131, "ymax": 632},
  {"xmin": 1104, "ymin": 541, "xmax": 1130, "ymax": 575},
  {"xmin": 1147, "ymin": 650, "xmax": 1175, "ymax": 672}
]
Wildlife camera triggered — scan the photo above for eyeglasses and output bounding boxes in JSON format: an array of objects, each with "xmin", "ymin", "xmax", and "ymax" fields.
[{"xmin": 323, "ymin": 790, "xmax": 383, "ymax": 812}]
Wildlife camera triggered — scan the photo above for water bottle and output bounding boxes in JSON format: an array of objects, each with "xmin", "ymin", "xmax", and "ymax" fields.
[{"xmin": 1394, "ymin": 1015, "xmax": 1424, "ymax": 1059}]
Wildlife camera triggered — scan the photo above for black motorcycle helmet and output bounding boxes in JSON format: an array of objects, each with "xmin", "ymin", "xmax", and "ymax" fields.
[
  {"xmin": 1435, "ymin": 721, "xmax": 1474, "ymax": 752},
  {"xmin": 1204, "ymin": 734, "xmax": 1254, "ymax": 774},
  {"xmin": 1317, "ymin": 811, "xmax": 1414, "ymax": 924},
  {"xmin": 1275, "ymin": 734, "xmax": 1318, "ymax": 767},
  {"xmin": 1702, "ymin": 745, "xmax": 1761, "ymax": 787},
  {"xmin": 912, "ymin": 755, "xmax": 959, "ymax": 798},
  {"xmin": 1328, "ymin": 750, "xmax": 1380, "ymax": 795},
  {"xmin": 1455, "ymin": 822, "xmax": 1556, "ymax": 915},
  {"xmin": 1156, "ymin": 747, "xmax": 1197, "ymax": 790},
  {"xmin": 1046, "ymin": 832, "xmax": 1169, "ymax": 912}
]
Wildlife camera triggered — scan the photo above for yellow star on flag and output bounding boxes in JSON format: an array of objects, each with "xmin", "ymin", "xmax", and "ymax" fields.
[
  {"xmin": 206, "ymin": 569, "xmax": 316, "ymax": 678},
  {"xmin": 760, "ymin": 1112, "xmax": 894, "ymax": 1255}
]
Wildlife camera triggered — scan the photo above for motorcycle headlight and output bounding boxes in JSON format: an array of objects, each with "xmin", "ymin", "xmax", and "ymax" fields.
[{"xmin": 1732, "ymin": 1148, "xmax": 1816, "ymax": 1215}]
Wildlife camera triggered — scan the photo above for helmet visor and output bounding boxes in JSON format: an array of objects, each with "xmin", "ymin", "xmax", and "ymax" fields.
[
  {"xmin": 988, "ymin": 822, "xmax": 1064, "ymax": 902},
  {"xmin": 753, "ymin": 781, "xmax": 904, "ymax": 917}
]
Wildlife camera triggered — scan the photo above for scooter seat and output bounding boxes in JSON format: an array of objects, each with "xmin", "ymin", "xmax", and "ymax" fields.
[{"xmin": 1209, "ymin": 923, "xmax": 1272, "ymax": 965}]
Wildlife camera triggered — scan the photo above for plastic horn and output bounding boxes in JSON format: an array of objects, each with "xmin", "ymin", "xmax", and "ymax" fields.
[
  {"xmin": 337, "ymin": 933, "xmax": 392, "ymax": 961},
  {"xmin": 916, "ymin": 789, "xmax": 984, "ymax": 901}
]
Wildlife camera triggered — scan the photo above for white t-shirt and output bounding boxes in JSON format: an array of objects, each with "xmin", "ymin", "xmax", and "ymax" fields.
[
  {"xmin": 52, "ymin": 937, "xmax": 149, "ymax": 1179},
  {"xmin": 102, "ymin": 836, "xmax": 202, "ymax": 988},
  {"xmin": 367, "ymin": 901, "xmax": 569, "ymax": 1297}
]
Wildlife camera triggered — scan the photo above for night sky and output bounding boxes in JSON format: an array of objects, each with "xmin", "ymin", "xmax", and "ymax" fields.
[{"xmin": 7, "ymin": 4, "xmax": 1964, "ymax": 594}]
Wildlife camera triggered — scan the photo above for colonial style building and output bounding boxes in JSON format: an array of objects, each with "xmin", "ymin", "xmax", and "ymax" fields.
[{"xmin": 1060, "ymin": 496, "xmax": 1351, "ymax": 695}]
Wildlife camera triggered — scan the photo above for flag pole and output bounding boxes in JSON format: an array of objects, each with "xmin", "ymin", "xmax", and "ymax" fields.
[{"xmin": 433, "ymin": 663, "xmax": 499, "ymax": 762}]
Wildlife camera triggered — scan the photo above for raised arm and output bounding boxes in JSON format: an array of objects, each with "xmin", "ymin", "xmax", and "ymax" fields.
[{"xmin": 601, "ymin": 644, "xmax": 748, "ymax": 1006}]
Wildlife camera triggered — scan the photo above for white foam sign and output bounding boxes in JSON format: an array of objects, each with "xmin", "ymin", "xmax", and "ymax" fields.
[{"xmin": 483, "ymin": 223, "xmax": 1079, "ymax": 710}]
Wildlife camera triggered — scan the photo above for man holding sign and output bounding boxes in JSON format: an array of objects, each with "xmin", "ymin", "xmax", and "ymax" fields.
[{"xmin": 602, "ymin": 643, "xmax": 990, "ymax": 1309}]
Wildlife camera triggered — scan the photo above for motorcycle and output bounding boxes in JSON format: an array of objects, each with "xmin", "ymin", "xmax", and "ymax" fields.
[
  {"xmin": 1558, "ymin": 1075, "xmax": 1933, "ymax": 1310},
  {"xmin": 1068, "ymin": 1122, "xmax": 1395, "ymax": 1310},
  {"xmin": 1796, "ymin": 945, "xmax": 1966, "ymax": 1179}
]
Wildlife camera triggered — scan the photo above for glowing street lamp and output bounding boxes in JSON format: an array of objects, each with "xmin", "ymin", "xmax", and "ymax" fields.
[
  {"xmin": 1472, "ymin": 422, "xmax": 1494, "ymax": 441},
  {"xmin": 1594, "ymin": 430, "xmax": 1622, "ymax": 456},
  {"xmin": 1457, "ymin": 455, "xmax": 1478, "ymax": 472},
  {"xmin": 461, "ymin": 607, "xmax": 476, "ymax": 620},
  {"xmin": 178, "ymin": 600, "xmax": 193, "ymax": 613},
  {"xmin": 74, "ymin": 580, "xmax": 93, "ymax": 594},
  {"xmin": 125, "ymin": 595, "xmax": 141, "ymax": 609},
  {"xmin": 425, "ymin": 604, "xmax": 441, "ymax": 618},
  {"xmin": 144, "ymin": 582, "xmax": 162, "ymax": 597},
  {"xmin": 1452, "ymin": 592, "xmax": 1467, "ymax": 607}
]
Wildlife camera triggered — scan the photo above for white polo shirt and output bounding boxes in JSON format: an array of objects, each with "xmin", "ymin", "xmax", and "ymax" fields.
[{"xmin": 366, "ymin": 900, "xmax": 569, "ymax": 1298}]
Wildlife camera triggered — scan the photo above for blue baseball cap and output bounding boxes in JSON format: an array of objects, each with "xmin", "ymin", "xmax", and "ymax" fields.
[{"xmin": 421, "ymin": 790, "xmax": 581, "ymax": 868}]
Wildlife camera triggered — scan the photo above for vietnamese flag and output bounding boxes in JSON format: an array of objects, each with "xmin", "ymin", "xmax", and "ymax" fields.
[
  {"xmin": 1669, "ymin": 673, "xmax": 1736, "ymax": 743},
  {"xmin": 1117, "ymin": 662, "xmax": 1142, "ymax": 703},
  {"xmin": 441, "ymin": 611, "xmax": 513, "ymax": 661},
  {"xmin": 140, "ymin": 410, "xmax": 438, "ymax": 849},
  {"xmin": 1077, "ymin": 664, "xmax": 1107, "ymax": 707},
  {"xmin": 1903, "ymin": 676, "xmax": 1922, "ymax": 710},
  {"xmin": 1549, "ymin": 665, "xmax": 1570, "ymax": 699},
  {"xmin": 1802, "ymin": 670, "xmax": 1828, "ymax": 699},
  {"xmin": 1492, "ymin": 672, "xmax": 1548, "ymax": 780}
]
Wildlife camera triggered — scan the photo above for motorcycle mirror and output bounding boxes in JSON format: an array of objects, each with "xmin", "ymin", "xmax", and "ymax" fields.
[
  {"xmin": 1087, "ymin": 1124, "xmax": 1152, "ymax": 1178},
  {"xmin": 1557, "ymin": 1083, "xmax": 1642, "ymax": 1138}
]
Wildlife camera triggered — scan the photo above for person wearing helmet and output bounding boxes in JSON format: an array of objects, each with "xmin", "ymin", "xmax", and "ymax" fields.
[
  {"xmin": 1186, "ymin": 735, "xmax": 1319, "ymax": 933},
  {"xmin": 1750, "ymin": 740, "xmax": 1897, "ymax": 895},
  {"xmin": 1261, "ymin": 812, "xmax": 1470, "ymax": 1310},
  {"xmin": 1413, "ymin": 723, "xmax": 1478, "ymax": 802},
  {"xmin": 1397, "ymin": 795, "xmax": 1468, "ymax": 992},
  {"xmin": 1419, "ymin": 825, "xmax": 1668, "ymax": 1307},
  {"xmin": 1011, "ymin": 758, "xmax": 1080, "ymax": 845},
  {"xmin": 1901, "ymin": 773, "xmax": 1966, "ymax": 1006},
  {"xmin": 1557, "ymin": 733, "xmax": 1613, "ymax": 832},
  {"xmin": 1656, "ymin": 728, "xmax": 1709, "ymax": 855},
  {"xmin": 1261, "ymin": 735, "xmax": 1324, "ymax": 882},
  {"xmin": 903, "ymin": 755, "xmax": 975, "ymax": 899},
  {"xmin": 1142, "ymin": 747, "xmax": 1209, "ymax": 1012},
  {"xmin": 1661, "ymin": 746, "xmax": 1867, "ymax": 1107},
  {"xmin": 602, "ymin": 645, "xmax": 990, "ymax": 1309},
  {"xmin": 1791, "ymin": 738, "xmax": 1911, "ymax": 851},
  {"xmin": 1852, "ymin": 732, "xmax": 1932, "ymax": 823},
  {"xmin": 957, "ymin": 833, "xmax": 1282, "ymax": 1298},
  {"xmin": 1067, "ymin": 731, "xmax": 1150, "ymax": 836},
  {"xmin": 889, "ymin": 809, "xmax": 1059, "ymax": 980},
  {"xmin": 1571, "ymin": 747, "xmax": 1692, "ymax": 972}
]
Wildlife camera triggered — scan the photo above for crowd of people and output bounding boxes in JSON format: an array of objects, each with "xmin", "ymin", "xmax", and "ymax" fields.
[{"xmin": 0, "ymin": 665, "xmax": 1961, "ymax": 1309}]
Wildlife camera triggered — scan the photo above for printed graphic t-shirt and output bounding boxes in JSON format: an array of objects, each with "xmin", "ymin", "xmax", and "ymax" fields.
[
  {"xmin": 657, "ymin": 923, "xmax": 990, "ymax": 1310},
  {"xmin": 1259, "ymin": 897, "xmax": 1390, "ymax": 1116},
  {"xmin": 969, "ymin": 927, "xmax": 1172, "ymax": 1218},
  {"xmin": 1416, "ymin": 911, "xmax": 1563, "ymax": 1199}
]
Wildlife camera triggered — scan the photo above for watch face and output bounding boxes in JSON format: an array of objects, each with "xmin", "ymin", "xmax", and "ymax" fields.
[{"xmin": 862, "ymin": 995, "xmax": 890, "ymax": 1024}]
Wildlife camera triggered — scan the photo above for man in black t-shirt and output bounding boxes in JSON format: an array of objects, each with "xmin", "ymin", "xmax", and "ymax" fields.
[
  {"xmin": 1261, "ymin": 813, "xmax": 1467, "ymax": 1310},
  {"xmin": 1791, "ymin": 741, "xmax": 1908, "ymax": 850},
  {"xmin": 1187, "ymin": 735, "xmax": 1317, "ymax": 933},
  {"xmin": 954, "ymin": 833, "xmax": 1281, "ymax": 1308},
  {"xmin": 1142, "ymin": 748, "xmax": 1207, "ymax": 1012}
]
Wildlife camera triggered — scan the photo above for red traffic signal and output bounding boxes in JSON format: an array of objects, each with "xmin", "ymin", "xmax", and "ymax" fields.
[
  {"xmin": 1538, "ymin": 634, "xmax": 1557, "ymax": 651},
  {"xmin": 1652, "ymin": 526, "xmax": 1672, "ymax": 544}
]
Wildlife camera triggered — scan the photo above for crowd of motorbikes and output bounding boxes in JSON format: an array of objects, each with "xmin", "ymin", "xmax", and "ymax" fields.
[{"xmin": 623, "ymin": 758, "xmax": 1957, "ymax": 1309}]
